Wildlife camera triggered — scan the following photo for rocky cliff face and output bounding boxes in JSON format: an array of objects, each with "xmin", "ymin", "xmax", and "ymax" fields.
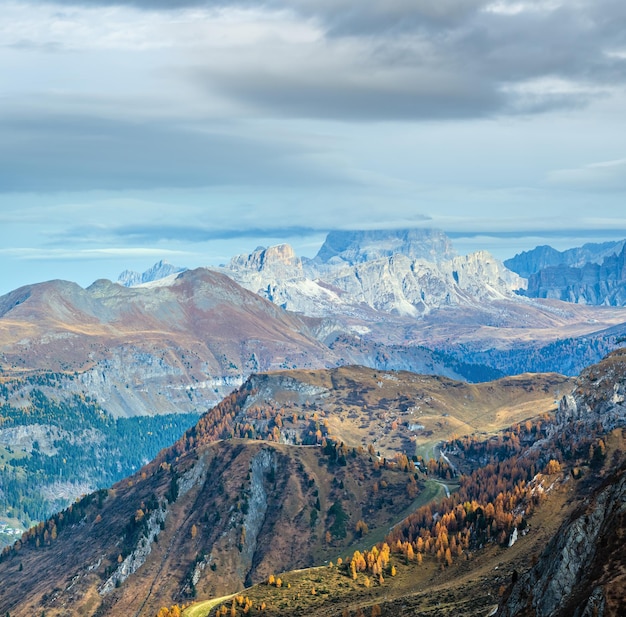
[
  {"xmin": 498, "ymin": 348, "xmax": 626, "ymax": 617},
  {"xmin": 314, "ymin": 250, "xmax": 526, "ymax": 317},
  {"xmin": 523, "ymin": 244, "xmax": 626, "ymax": 306},
  {"xmin": 498, "ymin": 464, "xmax": 626, "ymax": 617},
  {"xmin": 222, "ymin": 230, "xmax": 525, "ymax": 318},
  {"xmin": 505, "ymin": 240, "xmax": 626, "ymax": 278},
  {"xmin": 312, "ymin": 228, "xmax": 457, "ymax": 266}
]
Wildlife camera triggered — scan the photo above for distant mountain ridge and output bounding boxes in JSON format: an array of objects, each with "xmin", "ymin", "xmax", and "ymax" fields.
[
  {"xmin": 522, "ymin": 243, "xmax": 626, "ymax": 306},
  {"xmin": 222, "ymin": 229, "xmax": 525, "ymax": 318},
  {"xmin": 0, "ymin": 269, "xmax": 336, "ymax": 417},
  {"xmin": 117, "ymin": 259, "xmax": 187, "ymax": 287},
  {"xmin": 504, "ymin": 239, "xmax": 626, "ymax": 278}
]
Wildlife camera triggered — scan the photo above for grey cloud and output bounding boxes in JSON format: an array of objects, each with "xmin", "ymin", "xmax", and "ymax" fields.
[
  {"xmin": 5, "ymin": 39, "xmax": 65, "ymax": 52},
  {"xmin": 278, "ymin": 0, "xmax": 488, "ymax": 36},
  {"xmin": 191, "ymin": 1, "xmax": 626, "ymax": 121},
  {"xmin": 27, "ymin": 0, "xmax": 486, "ymax": 32},
  {"xmin": 0, "ymin": 112, "xmax": 352, "ymax": 192},
  {"xmin": 60, "ymin": 224, "xmax": 323, "ymax": 244},
  {"xmin": 448, "ymin": 229, "xmax": 626, "ymax": 241},
  {"xmin": 547, "ymin": 159, "xmax": 626, "ymax": 191},
  {"xmin": 203, "ymin": 66, "xmax": 503, "ymax": 121},
  {"xmin": 11, "ymin": 1, "xmax": 626, "ymax": 122}
]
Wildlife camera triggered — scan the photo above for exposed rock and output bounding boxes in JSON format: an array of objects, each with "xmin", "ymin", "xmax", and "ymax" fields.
[
  {"xmin": 505, "ymin": 240, "xmax": 626, "ymax": 278},
  {"xmin": 99, "ymin": 503, "xmax": 168, "ymax": 595},
  {"xmin": 521, "ymin": 244, "xmax": 626, "ymax": 306},
  {"xmin": 312, "ymin": 228, "xmax": 457, "ymax": 266},
  {"xmin": 222, "ymin": 233, "xmax": 525, "ymax": 318},
  {"xmin": 499, "ymin": 349, "xmax": 626, "ymax": 617},
  {"xmin": 308, "ymin": 250, "xmax": 525, "ymax": 317},
  {"xmin": 498, "ymin": 468, "xmax": 626, "ymax": 617},
  {"xmin": 244, "ymin": 373, "xmax": 330, "ymax": 410},
  {"xmin": 240, "ymin": 449, "xmax": 276, "ymax": 584},
  {"xmin": 228, "ymin": 244, "xmax": 303, "ymax": 281},
  {"xmin": 556, "ymin": 348, "xmax": 626, "ymax": 432},
  {"xmin": 117, "ymin": 260, "xmax": 187, "ymax": 287}
]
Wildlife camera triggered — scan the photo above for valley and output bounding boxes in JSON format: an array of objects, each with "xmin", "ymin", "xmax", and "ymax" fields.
[
  {"xmin": 2, "ymin": 351, "xmax": 623, "ymax": 616},
  {"xmin": 5, "ymin": 0, "xmax": 626, "ymax": 611},
  {"xmin": 0, "ymin": 228, "xmax": 625, "ymax": 616}
]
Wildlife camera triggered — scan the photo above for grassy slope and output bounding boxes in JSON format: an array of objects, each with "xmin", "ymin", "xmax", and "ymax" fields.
[
  {"xmin": 183, "ymin": 475, "xmax": 574, "ymax": 617},
  {"xmin": 243, "ymin": 366, "xmax": 573, "ymax": 459}
]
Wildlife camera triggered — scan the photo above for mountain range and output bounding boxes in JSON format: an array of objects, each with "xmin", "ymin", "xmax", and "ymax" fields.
[
  {"xmin": 1, "ymin": 227, "xmax": 626, "ymax": 615},
  {"xmin": 117, "ymin": 260, "xmax": 188, "ymax": 288},
  {"xmin": 504, "ymin": 239, "xmax": 626, "ymax": 278},
  {"xmin": 220, "ymin": 231, "xmax": 526, "ymax": 318},
  {"xmin": 0, "ymin": 351, "xmax": 623, "ymax": 617},
  {"xmin": 521, "ymin": 243, "xmax": 626, "ymax": 306},
  {"xmin": 2, "ymin": 229, "xmax": 626, "ymax": 525}
]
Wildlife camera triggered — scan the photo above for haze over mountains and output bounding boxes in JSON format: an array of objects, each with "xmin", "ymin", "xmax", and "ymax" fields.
[
  {"xmin": 519, "ymin": 244, "xmax": 626, "ymax": 306},
  {"xmin": 504, "ymin": 240, "xmax": 626, "ymax": 278},
  {"xmin": 119, "ymin": 229, "xmax": 626, "ymax": 373}
]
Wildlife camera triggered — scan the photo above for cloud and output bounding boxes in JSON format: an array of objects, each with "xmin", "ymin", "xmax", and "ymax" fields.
[
  {"xmin": 0, "ymin": 246, "xmax": 193, "ymax": 261},
  {"xmin": 202, "ymin": 60, "xmax": 503, "ymax": 122},
  {"xmin": 0, "ymin": 111, "xmax": 355, "ymax": 192},
  {"xmin": 4, "ymin": 0, "xmax": 626, "ymax": 125},
  {"xmin": 57, "ymin": 224, "xmax": 324, "ymax": 244},
  {"xmin": 547, "ymin": 158, "xmax": 626, "ymax": 191},
  {"xmin": 186, "ymin": 0, "xmax": 626, "ymax": 121},
  {"xmin": 448, "ymin": 227, "xmax": 626, "ymax": 240}
]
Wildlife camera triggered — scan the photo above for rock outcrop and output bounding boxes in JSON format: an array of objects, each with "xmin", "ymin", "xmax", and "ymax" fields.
[
  {"xmin": 222, "ymin": 230, "xmax": 526, "ymax": 318},
  {"xmin": 312, "ymin": 228, "xmax": 457, "ymax": 266},
  {"xmin": 117, "ymin": 260, "xmax": 187, "ymax": 287},
  {"xmin": 498, "ymin": 348, "xmax": 626, "ymax": 617},
  {"xmin": 505, "ymin": 240, "xmax": 626, "ymax": 278},
  {"xmin": 498, "ymin": 465, "xmax": 626, "ymax": 617},
  {"xmin": 521, "ymin": 244, "xmax": 626, "ymax": 306}
]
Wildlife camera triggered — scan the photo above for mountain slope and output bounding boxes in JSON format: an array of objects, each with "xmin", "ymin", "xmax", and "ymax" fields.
[
  {"xmin": 0, "ymin": 365, "xmax": 574, "ymax": 617},
  {"xmin": 0, "ymin": 438, "xmax": 426, "ymax": 617},
  {"xmin": 504, "ymin": 239, "xmax": 626, "ymax": 278},
  {"xmin": 522, "ymin": 243, "xmax": 626, "ymax": 306},
  {"xmin": 177, "ymin": 350, "xmax": 626, "ymax": 617},
  {"xmin": 0, "ymin": 268, "xmax": 335, "ymax": 417},
  {"xmin": 498, "ymin": 462, "xmax": 626, "ymax": 617},
  {"xmin": 1, "ymin": 349, "xmax": 625, "ymax": 617},
  {"xmin": 497, "ymin": 348, "xmax": 626, "ymax": 617}
]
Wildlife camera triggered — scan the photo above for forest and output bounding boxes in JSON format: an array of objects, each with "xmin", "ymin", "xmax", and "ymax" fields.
[{"xmin": 0, "ymin": 383, "xmax": 198, "ymax": 535}]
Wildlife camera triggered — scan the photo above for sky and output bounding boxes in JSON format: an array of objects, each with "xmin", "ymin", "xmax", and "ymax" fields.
[{"xmin": 1, "ymin": 0, "xmax": 626, "ymax": 294}]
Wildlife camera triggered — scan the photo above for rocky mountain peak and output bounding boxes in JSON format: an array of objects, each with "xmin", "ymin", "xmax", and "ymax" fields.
[
  {"xmin": 521, "ymin": 243, "xmax": 626, "ymax": 306},
  {"xmin": 218, "ymin": 231, "xmax": 525, "ymax": 318},
  {"xmin": 505, "ymin": 239, "xmax": 626, "ymax": 278},
  {"xmin": 228, "ymin": 243, "xmax": 302, "ymax": 279},
  {"xmin": 313, "ymin": 228, "xmax": 457, "ymax": 266},
  {"xmin": 117, "ymin": 260, "xmax": 187, "ymax": 287}
]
